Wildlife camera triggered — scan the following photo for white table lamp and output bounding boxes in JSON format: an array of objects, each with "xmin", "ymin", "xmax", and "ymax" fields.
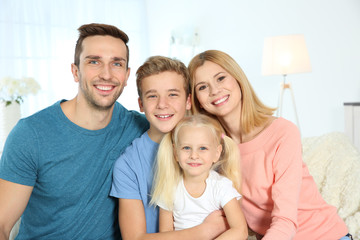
[{"xmin": 262, "ymin": 34, "xmax": 311, "ymax": 131}]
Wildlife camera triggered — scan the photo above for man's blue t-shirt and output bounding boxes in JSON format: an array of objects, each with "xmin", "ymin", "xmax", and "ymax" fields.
[
  {"xmin": 110, "ymin": 132, "xmax": 159, "ymax": 233},
  {"xmin": 0, "ymin": 100, "xmax": 149, "ymax": 239}
]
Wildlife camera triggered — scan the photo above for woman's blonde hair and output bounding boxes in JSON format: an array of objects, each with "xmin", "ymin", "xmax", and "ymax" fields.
[
  {"xmin": 188, "ymin": 50, "xmax": 275, "ymax": 134},
  {"xmin": 150, "ymin": 114, "xmax": 241, "ymax": 210}
]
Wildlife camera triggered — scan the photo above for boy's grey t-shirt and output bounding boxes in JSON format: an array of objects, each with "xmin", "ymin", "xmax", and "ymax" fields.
[{"xmin": 0, "ymin": 100, "xmax": 149, "ymax": 239}]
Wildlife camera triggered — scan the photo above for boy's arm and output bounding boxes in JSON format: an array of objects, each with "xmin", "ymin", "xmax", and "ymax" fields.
[
  {"xmin": 118, "ymin": 199, "xmax": 148, "ymax": 239},
  {"xmin": 215, "ymin": 199, "xmax": 248, "ymax": 240},
  {"xmin": 0, "ymin": 179, "xmax": 33, "ymax": 240},
  {"xmin": 158, "ymin": 208, "xmax": 173, "ymax": 232},
  {"xmin": 119, "ymin": 199, "xmax": 228, "ymax": 240}
]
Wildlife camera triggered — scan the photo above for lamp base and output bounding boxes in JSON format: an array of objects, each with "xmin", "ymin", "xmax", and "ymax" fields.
[{"xmin": 277, "ymin": 81, "xmax": 301, "ymax": 133}]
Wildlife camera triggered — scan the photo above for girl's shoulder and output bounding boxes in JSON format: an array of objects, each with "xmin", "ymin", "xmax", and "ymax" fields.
[{"xmin": 207, "ymin": 170, "xmax": 233, "ymax": 185}]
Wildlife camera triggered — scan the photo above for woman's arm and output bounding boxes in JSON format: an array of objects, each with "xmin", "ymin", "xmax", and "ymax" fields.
[
  {"xmin": 215, "ymin": 198, "xmax": 248, "ymax": 240},
  {"xmin": 262, "ymin": 122, "xmax": 303, "ymax": 239}
]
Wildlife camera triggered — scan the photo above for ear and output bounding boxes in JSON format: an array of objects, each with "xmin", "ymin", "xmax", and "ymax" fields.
[
  {"xmin": 138, "ymin": 97, "xmax": 144, "ymax": 112},
  {"xmin": 214, "ymin": 144, "xmax": 222, "ymax": 163},
  {"xmin": 71, "ymin": 63, "xmax": 80, "ymax": 83},
  {"xmin": 124, "ymin": 67, "xmax": 131, "ymax": 87},
  {"xmin": 185, "ymin": 94, "xmax": 191, "ymax": 110}
]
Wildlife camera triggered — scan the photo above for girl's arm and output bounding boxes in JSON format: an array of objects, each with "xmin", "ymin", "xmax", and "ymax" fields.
[
  {"xmin": 159, "ymin": 208, "xmax": 174, "ymax": 232},
  {"xmin": 215, "ymin": 198, "xmax": 248, "ymax": 240}
]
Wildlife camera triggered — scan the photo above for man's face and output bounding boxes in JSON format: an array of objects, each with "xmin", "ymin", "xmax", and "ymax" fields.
[
  {"xmin": 71, "ymin": 35, "xmax": 130, "ymax": 111},
  {"xmin": 138, "ymin": 71, "xmax": 191, "ymax": 143}
]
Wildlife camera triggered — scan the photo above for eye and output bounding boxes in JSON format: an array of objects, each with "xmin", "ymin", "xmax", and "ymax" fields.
[
  {"xmin": 217, "ymin": 76, "xmax": 225, "ymax": 82},
  {"xmin": 169, "ymin": 93, "xmax": 179, "ymax": 97},
  {"xmin": 113, "ymin": 62, "xmax": 123, "ymax": 67},
  {"xmin": 197, "ymin": 84, "xmax": 208, "ymax": 91},
  {"xmin": 199, "ymin": 146, "xmax": 208, "ymax": 150},
  {"xmin": 147, "ymin": 95, "xmax": 157, "ymax": 99},
  {"xmin": 89, "ymin": 60, "xmax": 98, "ymax": 65},
  {"xmin": 182, "ymin": 146, "xmax": 191, "ymax": 150}
]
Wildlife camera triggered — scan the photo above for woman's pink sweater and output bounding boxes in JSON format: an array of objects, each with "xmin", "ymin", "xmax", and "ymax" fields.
[{"xmin": 239, "ymin": 117, "xmax": 348, "ymax": 240}]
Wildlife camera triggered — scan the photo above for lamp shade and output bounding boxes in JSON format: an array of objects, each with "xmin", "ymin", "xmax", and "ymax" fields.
[{"xmin": 262, "ymin": 34, "xmax": 311, "ymax": 76}]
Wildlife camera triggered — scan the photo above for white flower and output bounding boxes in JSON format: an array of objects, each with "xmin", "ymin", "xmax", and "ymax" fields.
[{"xmin": 0, "ymin": 77, "xmax": 41, "ymax": 106}]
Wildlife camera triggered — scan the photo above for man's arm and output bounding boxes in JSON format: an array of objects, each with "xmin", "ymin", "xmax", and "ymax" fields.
[
  {"xmin": 0, "ymin": 179, "xmax": 33, "ymax": 240},
  {"xmin": 119, "ymin": 199, "xmax": 228, "ymax": 240}
]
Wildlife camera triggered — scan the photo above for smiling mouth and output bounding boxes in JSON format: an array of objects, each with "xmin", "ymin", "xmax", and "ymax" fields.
[
  {"xmin": 188, "ymin": 163, "xmax": 201, "ymax": 167},
  {"xmin": 155, "ymin": 114, "xmax": 174, "ymax": 119},
  {"xmin": 212, "ymin": 95, "xmax": 229, "ymax": 105},
  {"xmin": 95, "ymin": 85, "xmax": 115, "ymax": 91}
]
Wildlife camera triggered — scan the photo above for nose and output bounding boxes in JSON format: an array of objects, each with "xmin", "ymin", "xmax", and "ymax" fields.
[
  {"xmin": 156, "ymin": 96, "xmax": 169, "ymax": 109},
  {"xmin": 99, "ymin": 64, "xmax": 112, "ymax": 80},
  {"xmin": 209, "ymin": 83, "xmax": 220, "ymax": 96},
  {"xmin": 190, "ymin": 150, "xmax": 199, "ymax": 160}
]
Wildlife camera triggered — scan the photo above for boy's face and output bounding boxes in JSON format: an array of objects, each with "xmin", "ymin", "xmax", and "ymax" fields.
[{"xmin": 138, "ymin": 71, "xmax": 191, "ymax": 143}]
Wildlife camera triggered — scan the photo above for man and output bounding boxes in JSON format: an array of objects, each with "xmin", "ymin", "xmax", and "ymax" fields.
[
  {"xmin": 0, "ymin": 23, "xmax": 148, "ymax": 239},
  {"xmin": 110, "ymin": 56, "xmax": 228, "ymax": 240}
]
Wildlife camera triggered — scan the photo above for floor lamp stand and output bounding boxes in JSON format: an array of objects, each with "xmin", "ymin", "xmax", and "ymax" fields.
[{"xmin": 277, "ymin": 74, "xmax": 301, "ymax": 133}]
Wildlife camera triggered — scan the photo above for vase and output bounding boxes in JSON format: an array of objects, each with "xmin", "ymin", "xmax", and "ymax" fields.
[{"xmin": 0, "ymin": 102, "xmax": 21, "ymax": 150}]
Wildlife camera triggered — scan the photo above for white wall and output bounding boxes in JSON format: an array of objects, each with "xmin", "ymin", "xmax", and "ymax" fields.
[{"xmin": 143, "ymin": 0, "xmax": 360, "ymax": 138}]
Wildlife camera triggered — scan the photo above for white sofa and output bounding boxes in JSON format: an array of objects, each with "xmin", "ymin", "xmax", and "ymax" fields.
[{"xmin": 302, "ymin": 132, "xmax": 360, "ymax": 239}]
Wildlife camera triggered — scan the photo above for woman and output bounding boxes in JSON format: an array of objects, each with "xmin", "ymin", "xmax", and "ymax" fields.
[{"xmin": 188, "ymin": 50, "xmax": 351, "ymax": 240}]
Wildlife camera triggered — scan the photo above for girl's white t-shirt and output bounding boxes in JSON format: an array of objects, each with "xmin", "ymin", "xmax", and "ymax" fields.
[{"xmin": 158, "ymin": 170, "xmax": 241, "ymax": 230}]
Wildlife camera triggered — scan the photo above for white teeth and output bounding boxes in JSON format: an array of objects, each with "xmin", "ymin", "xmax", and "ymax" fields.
[
  {"xmin": 96, "ymin": 85, "xmax": 112, "ymax": 91},
  {"xmin": 214, "ymin": 96, "xmax": 229, "ymax": 105},
  {"xmin": 157, "ymin": 114, "xmax": 172, "ymax": 118}
]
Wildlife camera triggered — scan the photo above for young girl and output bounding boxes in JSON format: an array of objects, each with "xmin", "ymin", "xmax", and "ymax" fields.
[{"xmin": 151, "ymin": 114, "xmax": 248, "ymax": 240}]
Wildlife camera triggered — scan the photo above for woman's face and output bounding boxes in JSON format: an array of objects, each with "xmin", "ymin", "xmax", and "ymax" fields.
[{"xmin": 193, "ymin": 61, "xmax": 242, "ymax": 118}]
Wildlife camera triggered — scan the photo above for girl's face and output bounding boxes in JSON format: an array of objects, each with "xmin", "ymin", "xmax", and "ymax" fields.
[
  {"xmin": 175, "ymin": 125, "xmax": 222, "ymax": 181},
  {"xmin": 193, "ymin": 61, "xmax": 242, "ymax": 118}
]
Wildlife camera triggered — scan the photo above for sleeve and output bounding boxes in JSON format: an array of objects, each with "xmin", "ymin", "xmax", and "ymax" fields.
[
  {"xmin": 130, "ymin": 110, "xmax": 149, "ymax": 133},
  {"xmin": 110, "ymin": 151, "xmax": 141, "ymax": 200},
  {"xmin": 262, "ymin": 122, "xmax": 302, "ymax": 240},
  {"xmin": 0, "ymin": 119, "xmax": 39, "ymax": 186},
  {"xmin": 216, "ymin": 176, "xmax": 241, "ymax": 208},
  {"xmin": 156, "ymin": 201, "xmax": 169, "ymax": 211}
]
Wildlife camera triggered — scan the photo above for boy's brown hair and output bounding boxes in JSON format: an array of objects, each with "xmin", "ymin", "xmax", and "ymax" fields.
[{"xmin": 136, "ymin": 56, "xmax": 190, "ymax": 100}]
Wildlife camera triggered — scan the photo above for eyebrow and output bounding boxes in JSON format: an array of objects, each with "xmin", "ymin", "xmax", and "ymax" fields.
[
  {"xmin": 214, "ymin": 72, "xmax": 225, "ymax": 78},
  {"xmin": 144, "ymin": 88, "xmax": 181, "ymax": 96},
  {"xmin": 84, "ymin": 55, "xmax": 127, "ymax": 63}
]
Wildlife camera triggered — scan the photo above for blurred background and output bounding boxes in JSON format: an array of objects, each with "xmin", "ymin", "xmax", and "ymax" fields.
[{"xmin": 1, "ymin": 0, "xmax": 359, "ymax": 138}]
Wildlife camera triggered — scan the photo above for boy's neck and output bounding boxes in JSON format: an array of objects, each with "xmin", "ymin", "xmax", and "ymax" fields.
[{"xmin": 147, "ymin": 129, "xmax": 166, "ymax": 143}]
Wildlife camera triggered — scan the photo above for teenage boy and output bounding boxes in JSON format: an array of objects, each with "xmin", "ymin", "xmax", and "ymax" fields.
[
  {"xmin": 0, "ymin": 23, "xmax": 148, "ymax": 240},
  {"xmin": 110, "ymin": 56, "xmax": 228, "ymax": 240}
]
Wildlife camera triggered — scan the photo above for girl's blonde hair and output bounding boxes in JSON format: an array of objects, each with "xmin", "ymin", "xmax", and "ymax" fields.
[
  {"xmin": 151, "ymin": 114, "xmax": 241, "ymax": 210},
  {"xmin": 188, "ymin": 50, "xmax": 276, "ymax": 134}
]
